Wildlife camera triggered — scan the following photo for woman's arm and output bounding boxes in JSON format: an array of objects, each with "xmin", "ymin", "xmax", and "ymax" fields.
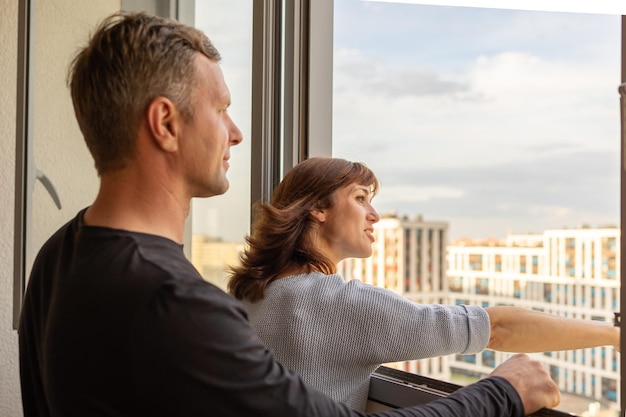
[{"xmin": 485, "ymin": 306, "xmax": 620, "ymax": 352}]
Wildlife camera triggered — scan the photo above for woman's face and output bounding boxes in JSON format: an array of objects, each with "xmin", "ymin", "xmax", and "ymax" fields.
[{"xmin": 313, "ymin": 183, "xmax": 380, "ymax": 265}]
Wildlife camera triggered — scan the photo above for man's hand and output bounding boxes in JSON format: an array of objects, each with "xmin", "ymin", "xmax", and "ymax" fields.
[{"xmin": 489, "ymin": 353, "xmax": 560, "ymax": 415}]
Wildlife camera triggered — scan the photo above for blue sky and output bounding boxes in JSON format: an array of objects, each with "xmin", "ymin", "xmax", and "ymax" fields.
[
  {"xmin": 331, "ymin": 0, "xmax": 621, "ymax": 239},
  {"xmin": 192, "ymin": 0, "xmax": 621, "ymax": 241}
]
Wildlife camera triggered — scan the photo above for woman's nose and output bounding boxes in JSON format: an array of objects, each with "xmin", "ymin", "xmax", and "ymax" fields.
[{"xmin": 368, "ymin": 208, "xmax": 380, "ymax": 223}]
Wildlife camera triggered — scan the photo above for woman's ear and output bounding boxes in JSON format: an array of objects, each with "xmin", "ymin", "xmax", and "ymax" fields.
[
  {"xmin": 310, "ymin": 207, "xmax": 326, "ymax": 223},
  {"xmin": 146, "ymin": 96, "xmax": 179, "ymax": 153}
]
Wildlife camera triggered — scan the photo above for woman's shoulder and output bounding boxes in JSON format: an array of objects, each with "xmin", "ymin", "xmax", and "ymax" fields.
[
  {"xmin": 268, "ymin": 271, "xmax": 341, "ymax": 293},
  {"xmin": 279, "ymin": 272, "xmax": 405, "ymax": 302}
]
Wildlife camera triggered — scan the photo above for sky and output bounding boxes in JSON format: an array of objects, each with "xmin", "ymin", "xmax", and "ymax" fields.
[
  {"xmin": 331, "ymin": 0, "xmax": 621, "ymax": 239},
  {"xmin": 192, "ymin": 0, "xmax": 622, "ymax": 242}
]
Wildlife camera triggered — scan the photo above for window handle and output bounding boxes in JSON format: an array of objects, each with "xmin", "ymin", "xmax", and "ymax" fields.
[{"xmin": 35, "ymin": 169, "xmax": 61, "ymax": 209}]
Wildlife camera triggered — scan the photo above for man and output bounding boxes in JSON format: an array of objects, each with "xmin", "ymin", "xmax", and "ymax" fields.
[{"xmin": 18, "ymin": 11, "xmax": 559, "ymax": 417}]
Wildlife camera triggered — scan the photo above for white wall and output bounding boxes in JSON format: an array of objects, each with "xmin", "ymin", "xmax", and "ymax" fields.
[
  {"xmin": 0, "ymin": 2, "xmax": 118, "ymax": 416},
  {"xmin": 1, "ymin": 0, "xmax": 22, "ymax": 415}
]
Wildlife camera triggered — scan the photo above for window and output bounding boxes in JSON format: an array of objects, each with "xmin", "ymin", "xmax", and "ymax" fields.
[
  {"xmin": 189, "ymin": 0, "xmax": 253, "ymax": 290},
  {"xmin": 330, "ymin": 1, "xmax": 622, "ymax": 415}
]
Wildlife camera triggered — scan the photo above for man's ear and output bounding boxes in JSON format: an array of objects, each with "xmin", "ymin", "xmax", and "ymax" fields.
[{"xmin": 146, "ymin": 96, "xmax": 179, "ymax": 153}]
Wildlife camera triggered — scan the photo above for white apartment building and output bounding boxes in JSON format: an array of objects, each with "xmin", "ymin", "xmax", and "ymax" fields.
[
  {"xmin": 340, "ymin": 216, "xmax": 620, "ymax": 409},
  {"xmin": 448, "ymin": 227, "xmax": 620, "ymax": 408}
]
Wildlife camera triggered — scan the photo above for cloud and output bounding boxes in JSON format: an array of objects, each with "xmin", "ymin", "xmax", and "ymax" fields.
[
  {"xmin": 333, "ymin": 47, "xmax": 618, "ymax": 168},
  {"xmin": 334, "ymin": 48, "xmax": 477, "ymax": 99},
  {"xmin": 367, "ymin": 68, "xmax": 469, "ymax": 97},
  {"xmin": 373, "ymin": 185, "xmax": 466, "ymax": 204},
  {"xmin": 365, "ymin": 149, "xmax": 619, "ymax": 238}
]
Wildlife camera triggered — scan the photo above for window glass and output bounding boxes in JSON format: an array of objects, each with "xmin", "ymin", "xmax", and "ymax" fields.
[
  {"xmin": 191, "ymin": 0, "xmax": 253, "ymax": 290},
  {"xmin": 333, "ymin": 1, "xmax": 620, "ymax": 415}
]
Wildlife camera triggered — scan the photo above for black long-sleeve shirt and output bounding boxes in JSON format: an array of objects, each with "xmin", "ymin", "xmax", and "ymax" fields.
[{"xmin": 19, "ymin": 209, "xmax": 524, "ymax": 417}]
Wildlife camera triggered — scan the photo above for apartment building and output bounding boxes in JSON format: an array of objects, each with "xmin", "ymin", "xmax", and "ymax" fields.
[{"xmin": 448, "ymin": 227, "xmax": 620, "ymax": 407}]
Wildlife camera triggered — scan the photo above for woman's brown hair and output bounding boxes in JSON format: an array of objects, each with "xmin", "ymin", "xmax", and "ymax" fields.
[{"xmin": 228, "ymin": 157, "xmax": 379, "ymax": 302}]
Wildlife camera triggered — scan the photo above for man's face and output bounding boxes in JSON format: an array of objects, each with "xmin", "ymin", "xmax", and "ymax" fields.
[{"xmin": 179, "ymin": 54, "xmax": 243, "ymax": 198}]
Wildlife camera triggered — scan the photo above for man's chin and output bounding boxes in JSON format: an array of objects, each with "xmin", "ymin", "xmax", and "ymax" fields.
[{"xmin": 194, "ymin": 182, "xmax": 229, "ymax": 199}]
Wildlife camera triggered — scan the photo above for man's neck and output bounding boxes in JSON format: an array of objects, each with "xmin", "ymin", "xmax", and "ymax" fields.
[{"xmin": 84, "ymin": 172, "xmax": 189, "ymax": 244}]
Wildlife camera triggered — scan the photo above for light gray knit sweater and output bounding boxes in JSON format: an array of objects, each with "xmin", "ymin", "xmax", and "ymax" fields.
[{"xmin": 242, "ymin": 272, "xmax": 490, "ymax": 411}]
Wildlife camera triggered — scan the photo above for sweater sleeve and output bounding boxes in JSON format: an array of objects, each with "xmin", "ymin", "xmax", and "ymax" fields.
[{"xmin": 336, "ymin": 278, "xmax": 490, "ymax": 364}]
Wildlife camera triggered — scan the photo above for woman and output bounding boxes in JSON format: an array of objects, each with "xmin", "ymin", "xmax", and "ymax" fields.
[{"xmin": 228, "ymin": 157, "xmax": 619, "ymax": 411}]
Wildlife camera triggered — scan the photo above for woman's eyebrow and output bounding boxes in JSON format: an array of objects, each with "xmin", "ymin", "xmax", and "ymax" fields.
[{"xmin": 352, "ymin": 185, "xmax": 374, "ymax": 199}]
